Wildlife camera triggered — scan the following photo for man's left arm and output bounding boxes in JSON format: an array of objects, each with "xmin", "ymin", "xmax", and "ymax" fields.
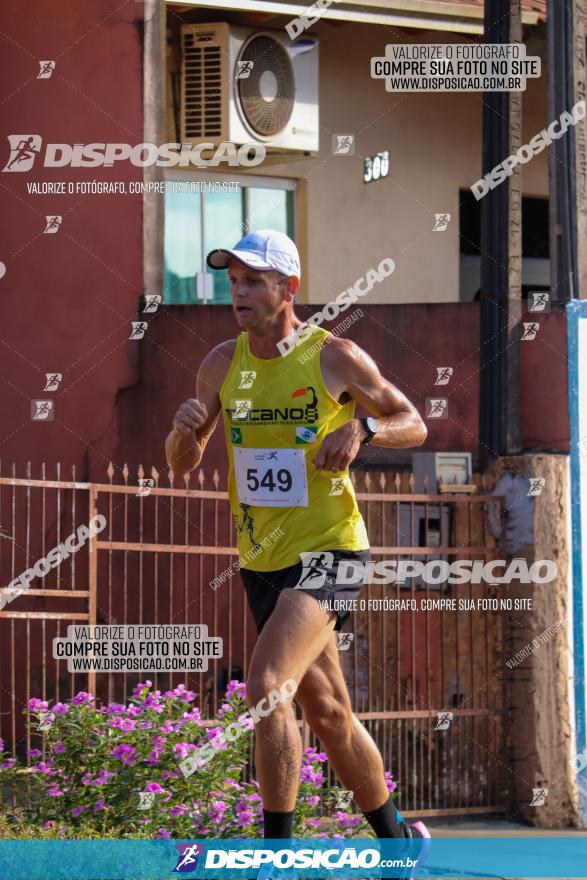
[{"xmin": 312, "ymin": 338, "xmax": 427, "ymax": 472}]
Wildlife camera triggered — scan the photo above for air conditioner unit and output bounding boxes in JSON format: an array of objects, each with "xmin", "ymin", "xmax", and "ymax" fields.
[{"xmin": 180, "ymin": 22, "xmax": 319, "ymax": 153}]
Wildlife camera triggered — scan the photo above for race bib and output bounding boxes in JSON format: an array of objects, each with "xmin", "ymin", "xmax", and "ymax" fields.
[{"xmin": 234, "ymin": 448, "xmax": 308, "ymax": 507}]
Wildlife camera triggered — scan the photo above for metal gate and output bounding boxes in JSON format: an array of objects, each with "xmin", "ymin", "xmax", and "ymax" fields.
[{"xmin": 0, "ymin": 462, "xmax": 506, "ymax": 816}]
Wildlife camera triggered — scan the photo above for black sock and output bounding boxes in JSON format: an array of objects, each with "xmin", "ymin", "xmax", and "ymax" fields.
[
  {"xmin": 362, "ymin": 795, "xmax": 409, "ymax": 839},
  {"xmin": 263, "ymin": 808, "xmax": 295, "ymax": 839}
]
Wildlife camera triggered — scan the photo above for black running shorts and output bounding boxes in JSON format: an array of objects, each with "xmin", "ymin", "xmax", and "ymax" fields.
[{"xmin": 239, "ymin": 548, "xmax": 372, "ymax": 633}]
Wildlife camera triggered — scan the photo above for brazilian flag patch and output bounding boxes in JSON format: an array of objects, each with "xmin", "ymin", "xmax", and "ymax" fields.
[{"xmin": 231, "ymin": 427, "xmax": 243, "ymax": 445}]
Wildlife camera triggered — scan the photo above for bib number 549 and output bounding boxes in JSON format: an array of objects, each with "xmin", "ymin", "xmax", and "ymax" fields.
[{"xmin": 246, "ymin": 467, "xmax": 292, "ymax": 493}]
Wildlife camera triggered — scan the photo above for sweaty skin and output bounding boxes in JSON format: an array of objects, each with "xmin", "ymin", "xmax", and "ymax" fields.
[{"xmin": 165, "ymin": 258, "xmax": 427, "ymax": 813}]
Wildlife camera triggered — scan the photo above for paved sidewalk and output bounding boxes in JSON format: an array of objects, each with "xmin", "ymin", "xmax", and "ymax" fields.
[{"xmin": 423, "ymin": 817, "xmax": 587, "ymax": 838}]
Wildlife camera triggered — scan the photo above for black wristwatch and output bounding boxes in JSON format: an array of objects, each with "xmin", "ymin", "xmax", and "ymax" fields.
[{"xmin": 359, "ymin": 417, "xmax": 378, "ymax": 445}]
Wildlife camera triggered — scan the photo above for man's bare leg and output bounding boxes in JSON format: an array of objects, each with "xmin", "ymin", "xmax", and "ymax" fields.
[
  {"xmin": 246, "ymin": 589, "xmax": 337, "ymax": 813},
  {"xmin": 294, "ymin": 633, "xmax": 390, "ymax": 812}
]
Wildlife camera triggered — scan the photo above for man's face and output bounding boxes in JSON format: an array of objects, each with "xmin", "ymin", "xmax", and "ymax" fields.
[{"xmin": 227, "ymin": 258, "xmax": 289, "ymax": 329}]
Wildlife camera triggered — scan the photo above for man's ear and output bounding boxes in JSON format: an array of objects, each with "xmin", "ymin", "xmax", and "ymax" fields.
[{"xmin": 283, "ymin": 275, "xmax": 300, "ymax": 302}]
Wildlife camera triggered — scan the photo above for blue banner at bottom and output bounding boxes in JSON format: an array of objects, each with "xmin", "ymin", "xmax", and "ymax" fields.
[{"xmin": 1, "ymin": 837, "xmax": 587, "ymax": 879}]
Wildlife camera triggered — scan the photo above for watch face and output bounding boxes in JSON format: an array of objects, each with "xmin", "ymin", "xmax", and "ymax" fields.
[{"xmin": 366, "ymin": 417, "xmax": 378, "ymax": 434}]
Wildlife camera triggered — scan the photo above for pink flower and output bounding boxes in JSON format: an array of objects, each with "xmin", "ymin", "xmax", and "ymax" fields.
[
  {"xmin": 156, "ymin": 828, "xmax": 172, "ymax": 838},
  {"xmin": 72, "ymin": 692, "xmax": 93, "ymax": 706},
  {"xmin": 169, "ymin": 804, "xmax": 188, "ymax": 817},
  {"xmin": 126, "ymin": 704, "xmax": 143, "ymax": 717},
  {"xmin": 91, "ymin": 770, "xmax": 114, "ymax": 786},
  {"xmin": 52, "ymin": 702, "xmax": 69, "ymax": 715},
  {"xmin": 0, "ymin": 758, "xmax": 17, "ymax": 770},
  {"xmin": 182, "ymin": 708, "xmax": 202, "ymax": 723},
  {"xmin": 238, "ymin": 714, "xmax": 255, "ymax": 731},
  {"xmin": 47, "ymin": 785, "xmax": 63, "ymax": 797},
  {"xmin": 209, "ymin": 799, "xmax": 228, "ymax": 822},
  {"xmin": 138, "ymin": 721, "xmax": 152, "ymax": 729},
  {"xmin": 384, "ymin": 771, "xmax": 397, "ymax": 793},
  {"xmin": 93, "ymin": 799, "xmax": 106, "ymax": 812},
  {"xmin": 145, "ymin": 782, "xmax": 166, "ymax": 793},
  {"xmin": 108, "ymin": 717, "xmax": 136, "ymax": 731},
  {"xmin": 173, "ymin": 742, "xmax": 190, "ymax": 759},
  {"xmin": 34, "ymin": 761, "xmax": 55, "ymax": 775},
  {"xmin": 105, "ymin": 703, "xmax": 126, "ymax": 715},
  {"xmin": 52, "ymin": 741, "xmax": 67, "ymax": 754},
  {"xmin": 28, "ymin": 698, "xmax": 48, "ymax": 713},
  {"xmin": 71, "ymin": 805, "xmax": 87, "ymax": 818},
  {"xmin": 226, "ymin": 680, "xmax": 246, "ymax": 700},
  {"xmin": 110, "ymin": 743, "xmax": 137, "ymax": 765},
  {"xmin": 306, "ymin": 794, "xmax": 320, "ymax": 807},
  {"xmin": 0, "ymin": 738, "xmax": 4, "ymax": 752},
  {"xmin": 165, "ymin": 684, "xmax": 196, "ymax": 703},
  {"xmin": 27, "ymin": 748, "xmax": 42, "ymax": 759},
  {"xmin": 158, "ymin": 720, "xmax": 174, "ymax": 733},
  {"xmin": 132, "ymin": 680, "xmax": 152, "ymax": 696}
]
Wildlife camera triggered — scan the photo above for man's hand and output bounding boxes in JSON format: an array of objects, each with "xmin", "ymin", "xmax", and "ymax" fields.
[
  {"xmin": 311, "ymin": 420, "xmax": 366, "ymax": 472},
  {"xmin": 172, "ymin": 399, "xmax": 209, "ymax": 436}
]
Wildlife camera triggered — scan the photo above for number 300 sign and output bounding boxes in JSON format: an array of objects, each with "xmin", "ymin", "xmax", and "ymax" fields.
[{"xmin": 363, "ymin": 150, "xmax": 389, "ymax": 184}]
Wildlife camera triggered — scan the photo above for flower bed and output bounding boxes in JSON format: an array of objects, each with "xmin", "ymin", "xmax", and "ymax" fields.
[{"xmin": 0, "ymin": 681, "xmax": 397, "ymax": 839}]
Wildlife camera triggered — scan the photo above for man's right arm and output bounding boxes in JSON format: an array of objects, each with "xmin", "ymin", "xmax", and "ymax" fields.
[{"xmin": 165, "ymin": 341, "xmax": 235, "ymax": 478}]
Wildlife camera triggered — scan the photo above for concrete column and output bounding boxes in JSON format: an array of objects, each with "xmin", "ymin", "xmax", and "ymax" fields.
[{"xmin": 491, "ymin": 454, "xmax": 580, "ymax": 826}]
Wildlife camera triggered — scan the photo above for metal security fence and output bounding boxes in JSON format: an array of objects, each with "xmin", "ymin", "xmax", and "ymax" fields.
[{"xmin": 0, "ymin": 462, "xmax": 506, "ymax": 816}]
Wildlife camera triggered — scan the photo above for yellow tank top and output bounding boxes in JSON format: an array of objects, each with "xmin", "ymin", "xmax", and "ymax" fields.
[{"xmin": 219, "ymin": 326, "xmax": 369, "ymax": 571}]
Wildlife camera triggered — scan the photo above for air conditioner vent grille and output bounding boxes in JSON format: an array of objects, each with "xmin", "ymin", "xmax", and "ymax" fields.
[
  {"xmin": 237, "ymin": 35, "xmax": 295, "ymax": 138},
  {"xmin": 183, "ymin": 36, "xmax": 224, "ymax": 139}
]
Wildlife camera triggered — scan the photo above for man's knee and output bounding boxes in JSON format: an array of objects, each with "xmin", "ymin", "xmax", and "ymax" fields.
[
  {"xmin": 246, "ymin": 669, "xmax": 294, "ymax": 716},
  {"xmin": 302, "ymin": 694, "xmax": 352, "ymax": 740}
]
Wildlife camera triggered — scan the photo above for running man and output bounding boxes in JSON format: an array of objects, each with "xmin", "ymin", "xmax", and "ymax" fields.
[{"xmin": 165, "ymin": 229, "xmax": 430, "ymax": 849}]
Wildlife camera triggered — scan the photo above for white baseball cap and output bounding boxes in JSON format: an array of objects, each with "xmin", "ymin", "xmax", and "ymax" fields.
[{"xmin": 206, "ymin": 229, "xmax": 301, "ymax": 280}]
